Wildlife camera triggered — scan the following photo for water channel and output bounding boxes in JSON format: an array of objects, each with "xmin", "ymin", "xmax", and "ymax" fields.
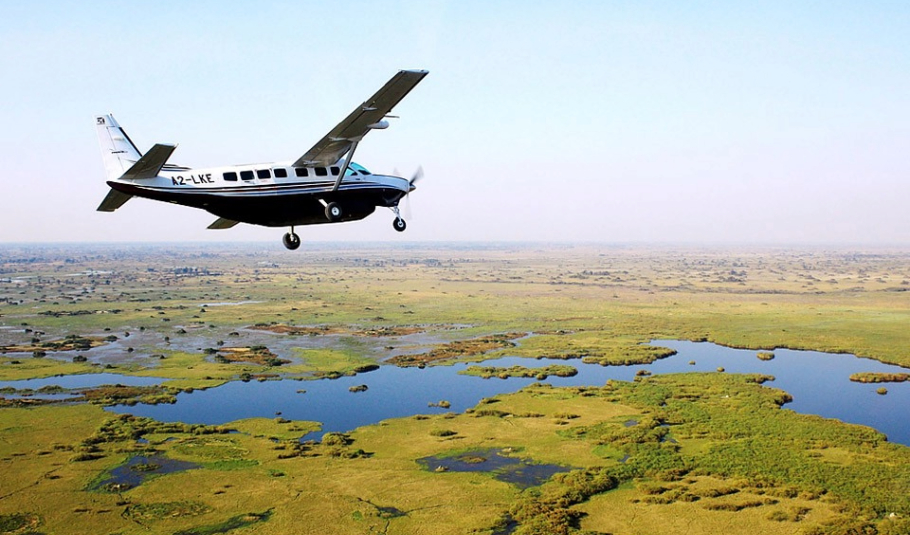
[{"xmin": 3, "ymin": 340, "xmax": 909, "ymax": 445}]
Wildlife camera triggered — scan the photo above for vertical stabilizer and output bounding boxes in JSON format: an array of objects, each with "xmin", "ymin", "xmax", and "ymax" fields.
[{"xmin": 95, "ymin": 114, "xmax": 142, "ymax": 180}]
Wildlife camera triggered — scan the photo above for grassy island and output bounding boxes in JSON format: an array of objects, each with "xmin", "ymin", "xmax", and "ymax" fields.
[
  {"xmin": 460, "ymin": 364, "xmax": 578, "ymax": 380},
  {"xmin": 850, "ymin": 372, "xmax": 910, "ymax": 384}
]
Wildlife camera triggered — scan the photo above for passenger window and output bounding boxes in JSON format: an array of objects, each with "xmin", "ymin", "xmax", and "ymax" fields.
[
  {"xmin": 330, "ymin": 166, "xmax": 340, "ymax": 175},
  {"xmin": 256, "ymin": 169, "xmax": 271, "ymax": 179},
  {"xmin": 295, "ymin": 168, "xmax": 308, "ymax": 177},
  {"xmin": 240, "ymin": 170, "xmax": 254, "ymax": 181},
  {"xmin": 315, "ymin": 167, "xmax": 328, "ymax": 177},
  {"xmin": 274, "ymin": 168, "xmax": 288, "ymax": 178},
  {"xmin": 223, "ymin": 172, "xmax": 237, "ymax": 181}
]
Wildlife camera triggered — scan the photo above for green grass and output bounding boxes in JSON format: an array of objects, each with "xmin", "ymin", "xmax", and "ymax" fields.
[
  {"xmin": 2, "ymin": 244, "xmax": 910, "ymax": 534},
  {"xmin": 226, "ymin": 417, "xmax": 320, "ymax": 440}
]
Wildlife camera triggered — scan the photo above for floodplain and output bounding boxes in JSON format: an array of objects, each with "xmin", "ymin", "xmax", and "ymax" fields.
[{"xmin": 1, "ymin": 243, "xmax": 909, "ymax": 535}]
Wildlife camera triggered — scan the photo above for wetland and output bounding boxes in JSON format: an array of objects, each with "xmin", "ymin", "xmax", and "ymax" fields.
[{"xmin": 2, "ymin": 243, "xmax": 910, "ymax": 535}]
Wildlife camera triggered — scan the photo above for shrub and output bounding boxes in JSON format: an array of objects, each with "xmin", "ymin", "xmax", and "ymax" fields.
[{"xmin": 322, "ymin": 433, "xmax": 353, "ymax": 446}]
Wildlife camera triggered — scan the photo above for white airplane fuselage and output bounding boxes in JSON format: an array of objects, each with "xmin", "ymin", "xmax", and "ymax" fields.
[{"xmin": 108, "ymin": 161, "xmax": 411, "ymax": 227}]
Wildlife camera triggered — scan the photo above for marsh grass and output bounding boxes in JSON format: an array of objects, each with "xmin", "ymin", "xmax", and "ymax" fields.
[
  {"xmin": 3, "ymin": 244, "xmax": 910, "ymax": 534},
  {"xmin": 226, "ymin": 417, "xmax": 320, "ymax": 440},
  {"xmin": 126, "ymin": 500, "xmax": 212, "ymax": 521}
]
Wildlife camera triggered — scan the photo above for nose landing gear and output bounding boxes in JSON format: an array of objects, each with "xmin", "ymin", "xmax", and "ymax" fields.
[
  {"xmin": 391, "ymin": 206, "xmax": 407, "ymax": 232},
  {"xmin": 283, "ymin": 227, "xmax": 301, "ymax": 250}
]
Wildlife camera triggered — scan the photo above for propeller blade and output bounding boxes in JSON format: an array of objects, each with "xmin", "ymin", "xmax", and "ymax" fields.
[
  {"xmin": 409, "ymin": 166, "xmax": 424, "ymax": 186},
  {"xmin": 402, "ymin": 166, "xmax": 423, "ymax": 220},
  {"xmin": 404, "ymin": 188, "xmax": 413, "ymax": 220}
]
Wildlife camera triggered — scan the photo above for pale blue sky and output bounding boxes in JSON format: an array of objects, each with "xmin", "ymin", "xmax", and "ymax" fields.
[{"xmin": 1, "ymin": 1, "xmax": 908, "ymax": 244}]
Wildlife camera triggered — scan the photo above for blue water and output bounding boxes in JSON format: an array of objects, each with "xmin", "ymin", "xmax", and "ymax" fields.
[
  {"xmin": 92, "ymin": 454, "xmax": 200, "ymax": 491},
  {"xmin": 0, "ymin": 373, "xmax": 164, "ymax": 391},
  {"xmin": 418, "ymin": 448, "xmax": 570, "ymax": 488},
  {"xmin": 97, "ymin": 340, "xmax": 910, "ymax": 446}
]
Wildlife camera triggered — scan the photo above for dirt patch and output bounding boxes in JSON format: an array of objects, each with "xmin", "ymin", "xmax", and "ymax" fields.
[
  {"xmin": 355, "ymin": 326, "xmax": 425, "ymax": 337},
  {"xmin": 247, "ymin": 324, "xmax": 425, "ymax": 338},
  {"xmin": 388, "ymin": 333, "xmax": 525, "ymax": 367},
  {"xmin": 249, "ymin": 324, "xmax": 349, "ymax": 336},
  {"xmin": 214, "ymin": 346, "xmax": 289, "ymax": 367}
]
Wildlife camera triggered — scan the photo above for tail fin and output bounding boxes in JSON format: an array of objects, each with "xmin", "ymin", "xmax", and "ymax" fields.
[{"xmin": 95, "ymin": 114, "xmax": 142, "ymax": 180}]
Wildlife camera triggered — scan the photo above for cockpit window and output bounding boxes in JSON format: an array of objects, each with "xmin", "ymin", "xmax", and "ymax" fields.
[{"xmin": 350, "ymin": 163, "xmax": 371, "ymax": 175}]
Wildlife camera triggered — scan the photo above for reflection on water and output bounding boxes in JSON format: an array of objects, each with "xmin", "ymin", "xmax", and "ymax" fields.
[{"xmin": 81, "ymin": 340, "xmax": 910, "ymax": 447}]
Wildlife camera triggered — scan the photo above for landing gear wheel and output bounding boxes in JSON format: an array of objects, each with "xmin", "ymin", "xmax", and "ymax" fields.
[
  {"xmin": 282, "ymin": 231, "xmax": 301, "ymax": 250},
  {"xmin": 325, "ymin": 202, "xmax": 342, "ymax": 222},
  {"xmin": 393, "ymin": 217, "xmax": 407, "ymax": 232}
]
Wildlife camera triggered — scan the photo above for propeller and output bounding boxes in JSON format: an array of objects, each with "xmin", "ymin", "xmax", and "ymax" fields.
[
  {"xmin": 403, "ymin": 166, "xmax": 423, "ymax": 220},
  {"xmin": 409, "ymin": 166, "xmax": 424, "ymax": 187}
]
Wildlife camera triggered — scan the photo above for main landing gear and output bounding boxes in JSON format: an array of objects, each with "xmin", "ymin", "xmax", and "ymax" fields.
[
  {"xmin": 324, "ymin": 202, "xmax": 342, "ymax": 222},
  {"xmin": 282, "ymin": 227, "xmax": 301, "ymax": 250}
]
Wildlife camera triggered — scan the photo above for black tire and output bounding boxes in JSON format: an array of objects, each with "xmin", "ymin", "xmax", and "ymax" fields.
[
  {"xmin": 325, "ymin": 202, "xmax": 342, "ymax": 222},
  {"xmin": 282, "ymin": 232, "xmax": 301, "ymax": 250},
  {"xmin": 393, "ymin": 218, "xmax": 407, "ymax": 232}
]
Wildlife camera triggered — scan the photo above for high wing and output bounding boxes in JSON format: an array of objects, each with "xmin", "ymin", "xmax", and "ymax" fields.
[{"xmin": 293, "ymin": 69, "xmax": 428, "ymax": 167}]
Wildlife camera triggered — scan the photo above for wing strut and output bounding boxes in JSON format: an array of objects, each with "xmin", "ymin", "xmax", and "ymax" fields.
[{"xmin": 332, "ymin": 141, "xmax": 359, "ymax": 192}]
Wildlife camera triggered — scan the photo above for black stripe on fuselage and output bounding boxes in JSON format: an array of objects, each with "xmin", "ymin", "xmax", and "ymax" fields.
[
  {"xmin": 143, "ymin": 181, "xmax": 395, "ymax": 196},
  {"xmin": 108, "ymin": 181, "xmax": 405, "ymax": 227}
]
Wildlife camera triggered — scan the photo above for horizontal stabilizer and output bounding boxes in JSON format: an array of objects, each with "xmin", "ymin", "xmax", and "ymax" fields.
[
  {"xmin": 122, "ymin": 143, "xmax": 176, "ymax": 180},
  {"xmin": 97, "ymin": 188, "xmax": 132, "ymax": 212},
  {"xmin": 207, "ymin": 217, "xmax": 240, "ymax": 230}
]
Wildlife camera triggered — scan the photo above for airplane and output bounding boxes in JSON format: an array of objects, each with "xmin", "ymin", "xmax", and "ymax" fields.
[{"xmin": 95, "ymin": 69, "xmax": 428, "ymax": 250}]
